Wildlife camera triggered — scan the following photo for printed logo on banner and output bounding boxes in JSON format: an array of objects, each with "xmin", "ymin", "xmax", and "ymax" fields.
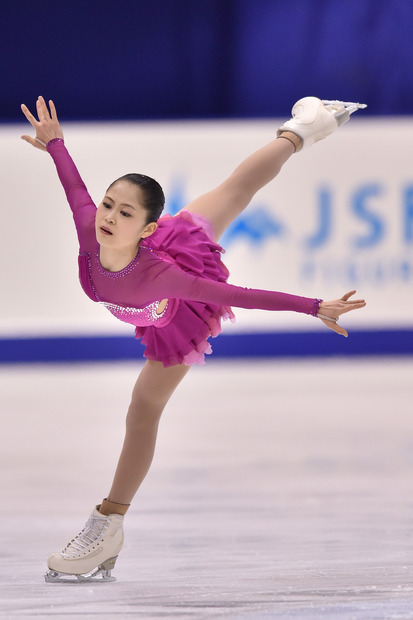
[{"xmin": 300, "ymin": 184, "xmax": 413, "ymax": 286}]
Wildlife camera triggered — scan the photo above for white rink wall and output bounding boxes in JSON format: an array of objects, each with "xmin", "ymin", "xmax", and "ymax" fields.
[{"xmin": 1, "ymin": 118, "xmax": 412, "ymax": 338}]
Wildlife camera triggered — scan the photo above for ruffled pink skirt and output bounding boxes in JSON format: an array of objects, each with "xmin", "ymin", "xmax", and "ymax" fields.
[{"xmin": 135, "ymin": 211, "xmax": 235, "ymax": 367}]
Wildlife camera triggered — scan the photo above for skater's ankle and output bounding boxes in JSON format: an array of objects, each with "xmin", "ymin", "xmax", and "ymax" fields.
[
  {"xmin": 277, "ymin": 131, "xmax": 303, "ymax": 153},
  {"xmin": 98, "ymin": 498, "xmax": 130, "ymax": 516}
]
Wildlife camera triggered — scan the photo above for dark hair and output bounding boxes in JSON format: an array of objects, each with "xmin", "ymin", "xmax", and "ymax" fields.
[{"xmin": 107, "ymin": 173, "xmax": 165, "ymax": 223}]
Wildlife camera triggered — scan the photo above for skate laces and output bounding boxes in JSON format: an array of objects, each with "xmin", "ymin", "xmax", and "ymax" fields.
[{"xmin": 61, "ymin": 513, "xmax": 109, "ymax": 557}]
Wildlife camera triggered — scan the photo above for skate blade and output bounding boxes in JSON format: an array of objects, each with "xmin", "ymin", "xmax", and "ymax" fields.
[
  {"xmin": 44, "ymin": 555, "xmax": 118, "ymax": 583},
  {"xmin": 322, "ymin": 99, "xmax": 367, "ymax": 114}
]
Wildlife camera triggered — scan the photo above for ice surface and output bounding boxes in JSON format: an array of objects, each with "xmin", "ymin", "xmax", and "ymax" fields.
[{"xmin": 1, "ymin": 358, "xmax": 413, "ymax": 619}]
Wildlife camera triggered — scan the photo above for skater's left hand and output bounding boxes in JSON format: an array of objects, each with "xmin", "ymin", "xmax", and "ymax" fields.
[
  {"xmin": 20, "ymin": 96, "xmax": 63, "ymax": 151},
  {"xmin": 318, "ymin": 290, "xmax": 366, "ymax": 337}
]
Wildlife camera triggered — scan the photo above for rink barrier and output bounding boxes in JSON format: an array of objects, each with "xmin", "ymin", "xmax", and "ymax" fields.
[{"xmin": 1, "ymin": 329, "xmax": 412, "ymax": 364}]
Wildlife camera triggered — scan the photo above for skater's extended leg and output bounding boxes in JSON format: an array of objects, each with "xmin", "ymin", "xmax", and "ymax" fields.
[
  {"xmin": 107, "ymin": 359, "xmax": 190, "ymax": 505},
  {"xmin": 182, "ymin": 97, "xmax": 366, "ymax": 241},
  {"xmin": 183, "ymin": 136, "xmax": 295, "ymax": 241}
]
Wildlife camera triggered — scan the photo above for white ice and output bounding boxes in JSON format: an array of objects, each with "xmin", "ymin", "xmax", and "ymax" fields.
[{"xmin": 1, "ymin": 357, "xmax": 413, "ymax": 619}]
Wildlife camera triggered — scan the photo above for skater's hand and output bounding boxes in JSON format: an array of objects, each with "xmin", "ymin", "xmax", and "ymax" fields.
[
  {"xmin": 318, "ymin": 290, "xmax": 366, "ymax": 337},
  {"xmin": 20, "ymin": 96, "xmax": 63, "ymax": 151}
]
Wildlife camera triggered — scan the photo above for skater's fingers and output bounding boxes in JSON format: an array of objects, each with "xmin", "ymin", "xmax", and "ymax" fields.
[
  {"xmin": 20, "ymin": 135, "xmax": 46, "ymax": 150},
  {"xmin": 338, "ymin": 300, "xmax": 366, "ymax": 315},
  {"xmin": 21, "ymin": 103, "xmax": 39, "ymax": 127},
  {"xmin": 320, "ymin": 295, "xmax": 366, "ymax": 320},
  {"xmin": 36, "ymin": 96, "xmax": 51, "ymax": 121},
  {"xmin": 319, "ymin": 317, "xmax": 348, "ymax": 338},
  {"xmin": 20, "ymin": 96, "xmax": 63, "ymax": 149},
  {"xmin": 49, "ymin": 99, "xmax": 59, "ymax": 121},
  {"xmin": 341, "ymin": 290, "xmax": 357, "ymax": 302}
]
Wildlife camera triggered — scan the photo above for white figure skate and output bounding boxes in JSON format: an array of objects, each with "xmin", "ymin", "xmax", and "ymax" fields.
[
  {"xmin": 45, "ymin": 507, "xmax": 124, "ymax": 583},
  {"xmin": 277, "ymin": 97, "xmax": 367, "ymax": 150}
]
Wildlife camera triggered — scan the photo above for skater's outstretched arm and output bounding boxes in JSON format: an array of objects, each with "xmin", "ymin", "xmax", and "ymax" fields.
[{"xmin": 132, "ymin": 257, "xmax": 366, "ymax": 334}]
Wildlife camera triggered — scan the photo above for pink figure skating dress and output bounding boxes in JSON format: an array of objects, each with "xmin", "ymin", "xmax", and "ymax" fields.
[{"xmin": 47, "ymin": 139, "xmax": 320, "ymax": 367}]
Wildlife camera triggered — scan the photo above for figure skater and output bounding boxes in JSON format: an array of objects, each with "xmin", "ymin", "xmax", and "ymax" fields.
[{"xmin": 20, "ymin": 95, "xmax": 366, "ymax": 582}]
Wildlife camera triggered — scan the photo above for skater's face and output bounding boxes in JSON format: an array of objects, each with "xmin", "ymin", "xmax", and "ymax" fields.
[{"xmin": 96, "ymin": 181, "xmax": 157, "ymax": 252}]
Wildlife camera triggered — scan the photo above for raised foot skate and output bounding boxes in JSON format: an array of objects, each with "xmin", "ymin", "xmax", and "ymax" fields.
[
  {"xmin": 45, "ymin": 555, "xmax": 118, "ymax": 583},
  {"xmin": 277, "ymin": 96, "xmax": 367, "ymax": 150}
]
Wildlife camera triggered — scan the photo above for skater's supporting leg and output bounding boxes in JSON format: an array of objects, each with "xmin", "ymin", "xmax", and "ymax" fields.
[
  {"xmin": 46, "ymin": 360, "xmax": 189, "ymax": 581},
  {"xmin": 106, "ymin": 360, "xmax": 190, "ymax": 505}
]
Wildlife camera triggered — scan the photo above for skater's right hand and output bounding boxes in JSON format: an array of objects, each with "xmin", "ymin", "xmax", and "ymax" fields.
[{"xmin": 21, "ymin": 96, "xmax": 63, "ymax": 151}]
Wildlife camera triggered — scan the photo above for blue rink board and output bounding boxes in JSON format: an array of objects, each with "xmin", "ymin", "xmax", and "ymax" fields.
[{"xmin": 1, "ymin": 330, "xmax": 412, "ymax": 364}]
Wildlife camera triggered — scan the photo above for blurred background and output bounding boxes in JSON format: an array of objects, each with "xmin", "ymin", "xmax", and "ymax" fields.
[
  {"xmin": 1, "ymin": 0, "xmax": 413, "ymax": 362},
  {"xmin": 2, "ymin": 0, "xmax": 413, "ymax": 121}
]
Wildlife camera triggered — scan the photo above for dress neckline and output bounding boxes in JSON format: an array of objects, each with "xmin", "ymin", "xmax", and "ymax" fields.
[{"xmin": 94, "ymin": 245, "xmax": 142, "ymax": 278}]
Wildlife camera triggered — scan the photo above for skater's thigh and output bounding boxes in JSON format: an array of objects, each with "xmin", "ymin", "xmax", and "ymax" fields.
[
  {"xmin": 131, "ymin": 359, "xmax": 190, "ymax": 409},
  {"xmin": 181, "ymin": 181, "xmax": 246, "ymax": 242}
]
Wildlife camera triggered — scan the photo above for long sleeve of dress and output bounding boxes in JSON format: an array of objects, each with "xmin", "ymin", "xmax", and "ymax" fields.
[
  {"xmin": 47, "ymin": 139, "xmax": 97, "ymax": 252},
  {"xmin": 137, "ymin": 253, "xmax": 319, "ymax": 316},
  {"xmin": 132, "ymin": 250, "xmax": 320, "ymax": 366}
]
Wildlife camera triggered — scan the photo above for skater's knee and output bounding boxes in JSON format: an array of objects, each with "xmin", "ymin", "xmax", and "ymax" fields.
[
  {"xmin": 126, "ymin": 394, "xmax": 164, "ymax": 429},
  {"xmin": 125, "ymin": 359, "xmax": 188, "ymax": 429}
]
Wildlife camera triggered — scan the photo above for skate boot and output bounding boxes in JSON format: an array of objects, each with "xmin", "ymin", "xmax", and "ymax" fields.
[
  {"xmin": 277, "ymin": 97, "xmax": 367, "ymax": 150},
  {"xmin": 45, "ymin": 507, "xmax": 124, "ymax": 583}
]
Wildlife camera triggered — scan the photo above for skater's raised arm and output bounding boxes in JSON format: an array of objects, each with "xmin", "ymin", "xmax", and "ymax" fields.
[{"xmin": 21, "ymin": 96, "xmax": 97, "ymax": 250}]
